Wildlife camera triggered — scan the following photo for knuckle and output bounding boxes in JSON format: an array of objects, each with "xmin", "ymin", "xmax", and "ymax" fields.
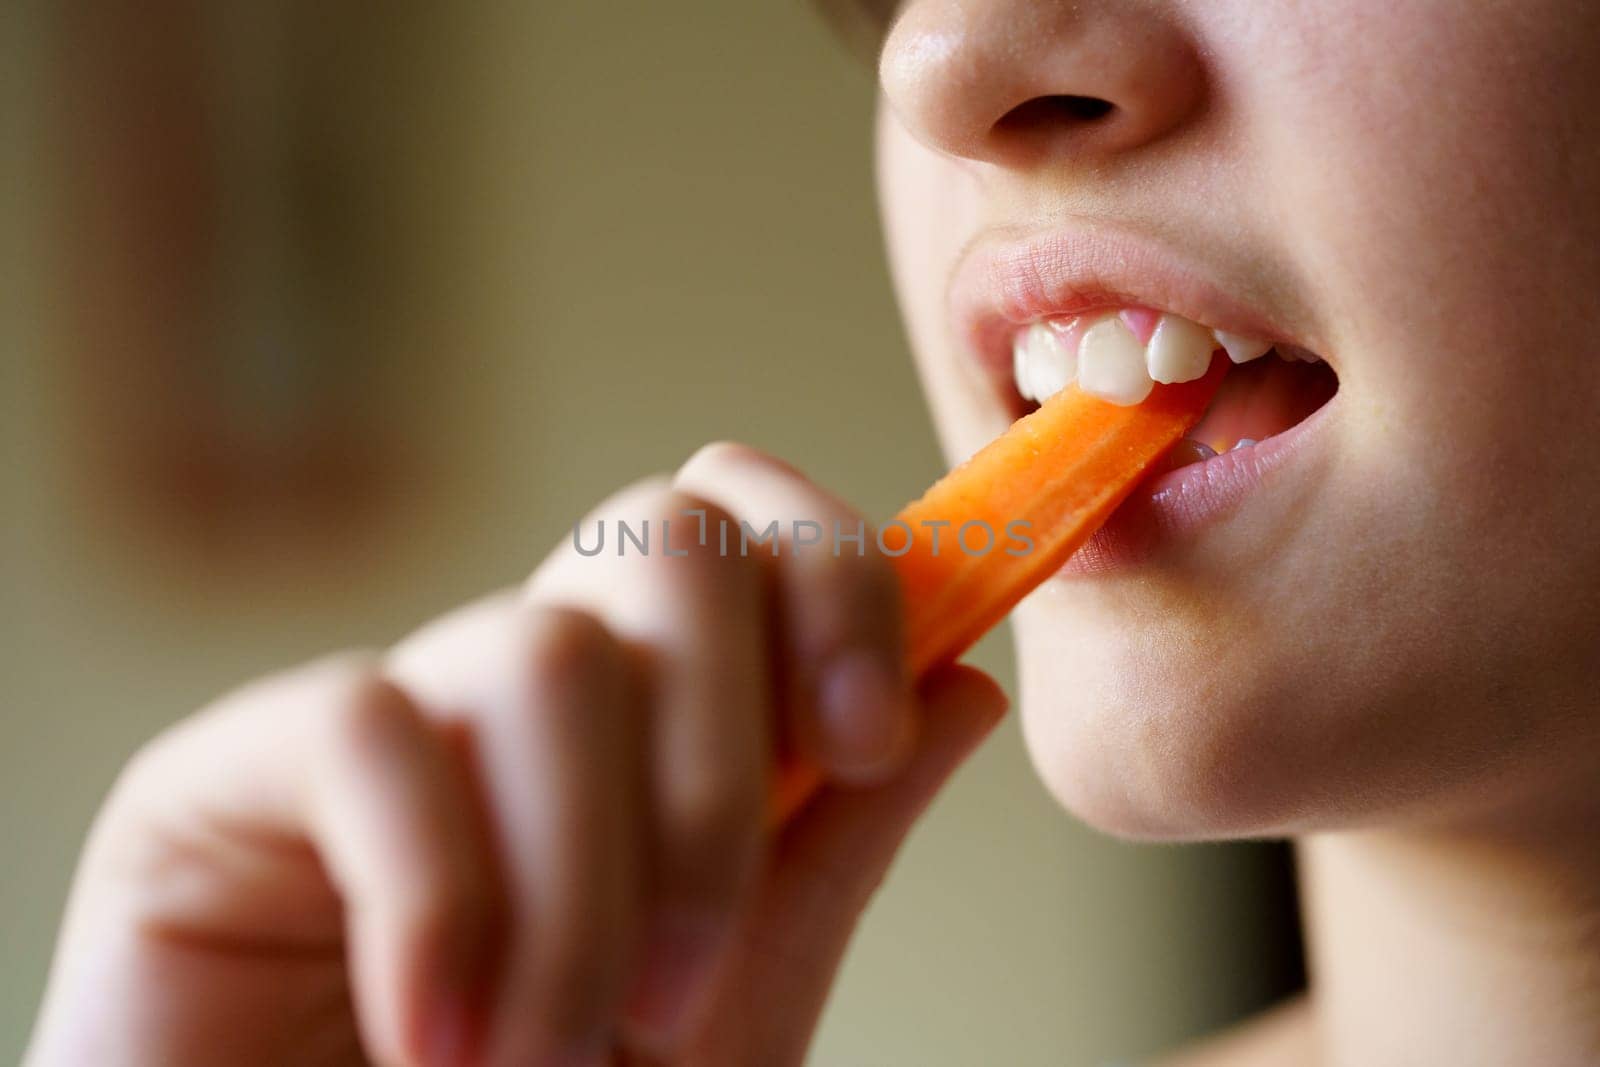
[
  {"xmin": 531, "ymin": 475, "xmax": 674, "ymax": 593},
  {"xmin": 611, "ymin": 485, "xmax": 743, "ymax": 566},
  {"xmin": 114, "ymin": 726, "xmax": 184, "ymax": 805},
  {"xmin": 660, "ymin": 490, "xmax": 736, "ymax": 557},
  {"xmin": 99, "ymin": 738, "xmax": 197, "ymax": 873},
  {"xmin": 642, "ymin": 491, "xmax": 761, "ymax": 586},
  {"xmin": 515, "ymin": 605, "xmax": 624, "ymax": 710},
  {"xmin": 675, "ymin": 439, "xmax": 765, "ymax": 484},
  {"xmin": 521, "ymin": 604, "xmax": 617, "ymax": 677},
  {"xmin": 321, "ymin": 662, "xmax": 417, "ymax": 759},
  {"xmin": 305, "ymin": 660, "xmax": 443, "ymax": 793},
  {"xmin": 593, "ymin": 478, "xmax": 688, "ymax": 532}
]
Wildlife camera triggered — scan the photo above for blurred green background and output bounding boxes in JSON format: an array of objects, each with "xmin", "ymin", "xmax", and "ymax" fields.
[{"xmin": 0, "ymin": 2, "xmax": 1296, "ymax": 1062}]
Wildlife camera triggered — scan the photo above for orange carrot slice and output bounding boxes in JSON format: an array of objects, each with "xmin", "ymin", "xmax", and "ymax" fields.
[{"xmin": 768, "ymin": 358, "xmax": 1228, "ymax": 825}]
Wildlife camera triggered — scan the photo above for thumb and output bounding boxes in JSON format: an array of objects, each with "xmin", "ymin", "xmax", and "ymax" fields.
[{"xmin": 676, "ymin": 665, "xmax": 1008, "ymax": 1066}]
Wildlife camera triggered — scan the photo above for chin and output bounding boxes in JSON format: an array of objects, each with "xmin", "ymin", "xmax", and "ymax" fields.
[
  {"xmin": 1011, "ymin": 573, "xmax": 1600, "ymax": 842},
  {"xmin": 1011, "ymin": 607, "xmax": 1376, "ymax": 843}
]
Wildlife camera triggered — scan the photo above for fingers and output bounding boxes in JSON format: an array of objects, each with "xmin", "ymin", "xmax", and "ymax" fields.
[
  {"xmin": 109, "ymin": 656, "xmax": 503, "ymax": 1067},
  {"xmin": 683, "ymin": 666, "xmax": 1008, "ymax": 1067},
  {"xmin": 529, "ymin": 477, "xmax": 772, "ymax": 1051},
  {"xmin": 674, "ymin": 442, "xmax": 915, "ymax": 786},
  {"xmin": 388, "ymin": 597, "xmax": 643, "ymax": 1065},
  {"xmin": 86, "ymin": 446, "xmax": 940, "ymax": 1067},
  {"xmin": 303, "ymin": 671, "xmax": 502, "ymax": 1067}
]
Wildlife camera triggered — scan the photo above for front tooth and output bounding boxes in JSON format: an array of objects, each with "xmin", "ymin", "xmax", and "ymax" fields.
[
  {"xmin": 1146, "ymin": 314, "xmax": 1215, "ymax": 384},
  {"xmin": 1014, "ymin": 321, "xmax": 1076, "ymax": 402},
  {"xmin": 1078, "ymin": 317, "xmax": 1154, "ymax": 406},
  {"xmin": 1012, "ymin": 334, "xmax": 1037, "ymax": 401},
  {"xmin": 1214, "ymin": 329, "xmax": 1273, "ymax": 364}
]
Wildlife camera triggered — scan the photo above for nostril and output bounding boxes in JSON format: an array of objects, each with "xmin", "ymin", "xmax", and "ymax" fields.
[{"xmin": 995, "ymin": 94, "xmax": 1117, "ymax": 135}]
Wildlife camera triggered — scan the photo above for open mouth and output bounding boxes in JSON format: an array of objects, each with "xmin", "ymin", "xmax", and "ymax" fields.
[
  {"xmin": 948, "ymin": 226, "xmax": 1341, "ymax": 572},
  {"xmin": 1007, "ymin": 307, "xmax": 1339, "ymax": 480}
]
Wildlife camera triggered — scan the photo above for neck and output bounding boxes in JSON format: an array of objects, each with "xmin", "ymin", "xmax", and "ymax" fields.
[{"xmin": 1300, "ymin": 818, "xmax": 1600, "ymax": 1066}]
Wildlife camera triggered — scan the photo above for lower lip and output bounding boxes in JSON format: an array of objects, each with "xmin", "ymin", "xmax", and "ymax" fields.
[{"xmin": 1056, "ymin": 395, "xmax": 1334, "ymax": 578}]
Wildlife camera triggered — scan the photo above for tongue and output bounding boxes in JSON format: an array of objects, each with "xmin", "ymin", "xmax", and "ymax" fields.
[{"xmin": 1188, "ymin": 356, "xmax": 1336, "ymax": 449}]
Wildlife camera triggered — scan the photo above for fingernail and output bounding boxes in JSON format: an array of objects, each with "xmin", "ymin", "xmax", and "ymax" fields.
[
  {"xmin": 817, "ymin": 651, "xmax": 914, "ymax": 784},
  {"xmin": 623, "ymin": 908, "xmax": 726, "ymax": 1052}
]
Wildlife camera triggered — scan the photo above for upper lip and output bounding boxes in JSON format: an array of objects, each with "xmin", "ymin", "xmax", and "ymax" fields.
[{"xmin": 949, "ymin": 221, "xmax": 1315, "ymax": 386}]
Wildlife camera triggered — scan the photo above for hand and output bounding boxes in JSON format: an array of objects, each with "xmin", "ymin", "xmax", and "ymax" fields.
[{"xmin": 26, "ymin": 443, "xmax": 1007, "ymax": 1067}]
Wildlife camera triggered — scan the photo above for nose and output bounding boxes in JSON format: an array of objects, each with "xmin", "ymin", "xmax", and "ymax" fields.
[{"xmin": 879, "ymin": 0, "xmax": 1207, "ymax": 166}]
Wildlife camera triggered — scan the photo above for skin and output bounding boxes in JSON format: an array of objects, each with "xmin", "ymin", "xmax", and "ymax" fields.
[
  {"xmin": 880, "ymin": 0, "xmax": 1600, "ymax": 842},
  {"xmin": 27, "ymin": 444, "xmax": 1007, "ymax": 1067},
  {"xmin": 874, "ymin": 0, "xmax": 1600, "ymax": 1063},
  {"xmin": 28, "ymin": 1, "xmax": 1600, "ymax": 1065}
]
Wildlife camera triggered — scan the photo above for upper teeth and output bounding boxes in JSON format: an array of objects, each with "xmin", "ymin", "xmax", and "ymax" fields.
[
  {"xmin": 1146, "ymin": 314, "xmax": 1216, "ymax": 384},
  {"xmin": 1213, "ymin": 329, "xmax": 1273, "ymax": 365},
  {"xmin": 1012, "ymin": 322, "xmax": 1077, "ymax": 403},
  {"xmin": 1077, "ymin": 318, "xmax": 1153, "ymax": 406},
  {"xmin": 1013, "ymin": 311, "xmax": 1285, "ymax": 407}
]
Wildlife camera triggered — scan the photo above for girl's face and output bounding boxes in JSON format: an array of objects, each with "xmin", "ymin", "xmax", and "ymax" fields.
[{"xmin": 874, "ymin": 0, "xmax": 1600, "ymax": 837}]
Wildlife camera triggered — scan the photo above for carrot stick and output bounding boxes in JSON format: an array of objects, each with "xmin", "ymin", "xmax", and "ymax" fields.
[{"xmin": 768, "ymin": 358, "xmax": 1228, "ymax": 826}]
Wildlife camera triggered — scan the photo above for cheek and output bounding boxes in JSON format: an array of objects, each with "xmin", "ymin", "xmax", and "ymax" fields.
[
  {"xmin": 1244, "ymin": 0, "xmax": 1600, "ymax": 377},
  {"xmin": 874, "ymin": 104, "xmax": 966, "ymax": 359},
  {"xmin": 874, "ymin": 105, "xmax": 1005, "ymax": 461}
]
